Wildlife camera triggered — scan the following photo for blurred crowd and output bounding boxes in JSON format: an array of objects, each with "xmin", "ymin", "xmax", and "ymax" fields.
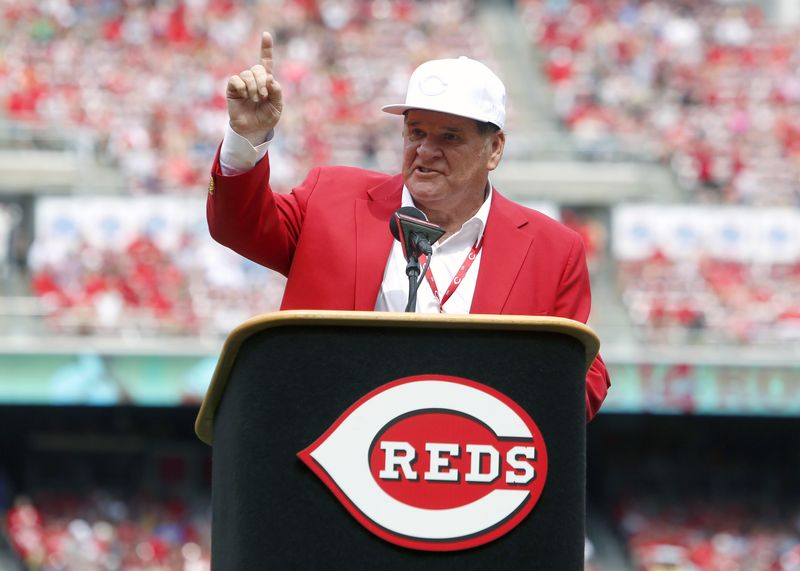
[
  {"xmin": 613, "ymin": 205, "xmax": 800, "ymax": 345},
  {"xmin": 618, "ymin": 498, "xmax": 800, "ymax": 571},
  {"xmin": 1, "ymin": 0, "xmax": 491, "ymax": 194},
  {"xmin": 6, "ymin": 492, "xmax": 210, "ymax": 571},
  {"xmin": 520, "ymin": 0, "xmax": 800, "ymax": 344},
  {"xmin": 521, "ymin": 0, "xmax": 800, "ymax": 206},
  {"xmin": 619, "ymin": 254, "xmax": 800, "ymax": 345},
  {"xmin": 590, "ymin": 414, "xmax": 800, "ymax": 571},
  {"xmin": 27, "ymin": 197, "xmax": 286, "ymax": 336}
]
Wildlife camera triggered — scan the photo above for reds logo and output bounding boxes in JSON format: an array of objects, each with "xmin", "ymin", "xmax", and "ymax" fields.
[{"xmin": 297, "ymin": 375, "xmax": 548, "ymax": 551}]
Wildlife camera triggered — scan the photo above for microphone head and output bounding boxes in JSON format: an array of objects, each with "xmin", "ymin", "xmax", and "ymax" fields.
[
  {"xmin": 389, "ymin": 206, "xmax": 427, "ymax": 241},
  {"xmin": 390, "ymin": 206, "xmax": 445, "ymax": 259}
]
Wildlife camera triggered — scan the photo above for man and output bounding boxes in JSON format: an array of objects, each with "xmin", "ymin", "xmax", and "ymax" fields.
[{"xmin": 207, "ymin": 33, "xmax": 610, "ymax": 419}]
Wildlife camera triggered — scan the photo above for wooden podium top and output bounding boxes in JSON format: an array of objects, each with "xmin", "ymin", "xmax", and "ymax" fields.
[{"xmin": 195, "ymin": 310, "xmax": 600, "ymax": 444}]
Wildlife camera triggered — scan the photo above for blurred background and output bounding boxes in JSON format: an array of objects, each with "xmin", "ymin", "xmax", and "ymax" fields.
[{"xmin": 1, "ymin": 0, "xmax": 799, "ymax": 569}]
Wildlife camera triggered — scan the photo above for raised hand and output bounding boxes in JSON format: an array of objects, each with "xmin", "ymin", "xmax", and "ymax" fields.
[{"xmin": 226, "ymin": 32, "xmax": 283, "ymax": 145}]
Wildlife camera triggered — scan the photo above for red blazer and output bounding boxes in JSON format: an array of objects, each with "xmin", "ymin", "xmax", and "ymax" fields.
[{"xmin": 207, "ymin": 151, "xmax": 610, "ymax": 419}]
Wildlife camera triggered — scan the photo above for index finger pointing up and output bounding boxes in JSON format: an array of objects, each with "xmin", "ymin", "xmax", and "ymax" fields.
[{"xmin": 260, "ymin": 31, "xmax": 274, "ymax": 74}]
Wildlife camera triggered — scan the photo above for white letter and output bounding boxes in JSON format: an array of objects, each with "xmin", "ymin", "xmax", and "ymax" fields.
[
  {"xmin": 465, "ymin": 444, "xmax": 499, "ymax": 483},
  {"xmin": 505, "ymin": 446, "xmax": 536, "ymax": 484},
  {"xmin": 424, "ymin": 443, "xmax": 460, "ymax": 481},
  {"xmin": 378, "ymin": 441, "xmax": 418, "ymax": 480}
]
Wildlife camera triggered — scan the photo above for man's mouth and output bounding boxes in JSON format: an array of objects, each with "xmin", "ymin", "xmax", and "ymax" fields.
[{"xmin": 416, "ymin": 166, "xmax": 439, "ymax": 174}]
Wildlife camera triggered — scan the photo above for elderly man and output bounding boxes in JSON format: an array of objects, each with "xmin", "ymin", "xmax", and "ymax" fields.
[{"xmin": 207, "ymin": 33, "xmax": 610, "ymax": 419}]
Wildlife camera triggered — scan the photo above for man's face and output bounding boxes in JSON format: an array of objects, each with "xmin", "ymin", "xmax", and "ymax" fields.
[{"xmin": 402, "ymin": 110, "xmax": 505, "ymax": 215}]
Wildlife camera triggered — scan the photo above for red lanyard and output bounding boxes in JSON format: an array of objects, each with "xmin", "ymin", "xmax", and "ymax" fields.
[{"xmin": 419, "ymin": 240, "xmax": 483, "ymax": 313}]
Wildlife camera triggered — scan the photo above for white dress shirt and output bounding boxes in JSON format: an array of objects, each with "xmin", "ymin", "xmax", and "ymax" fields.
[
  {"xmin": 374, "ymin": 186, "xmax": 489, "ymax": 314},
  {"xmin": 219, "ymin": 125, "xmax": 489, "ymax": 314}
]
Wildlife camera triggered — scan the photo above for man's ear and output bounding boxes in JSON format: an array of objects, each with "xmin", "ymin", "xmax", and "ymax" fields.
[{"xmin": 487, "ymin": 130, "xmax": 505, "ymax": 171}]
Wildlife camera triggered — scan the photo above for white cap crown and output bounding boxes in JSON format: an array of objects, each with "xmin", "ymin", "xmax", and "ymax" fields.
[{"xmin": 382, "ymin": 56, "xmax": 506, "ymax": 129}]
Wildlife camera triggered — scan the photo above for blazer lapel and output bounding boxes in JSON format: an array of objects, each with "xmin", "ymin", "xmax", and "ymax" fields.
[
  {"xmin": 354, "ymin": 175, "xmax": 403, "ymax": 310},
  {"xmin": 471, "ymin": 192, "xmax": 533, "ymax": 315}
]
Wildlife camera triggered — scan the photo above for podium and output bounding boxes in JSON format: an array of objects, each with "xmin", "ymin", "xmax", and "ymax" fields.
[{"xmin": 196, "ymin": 310, "xmax": 599, "ymax": 570}]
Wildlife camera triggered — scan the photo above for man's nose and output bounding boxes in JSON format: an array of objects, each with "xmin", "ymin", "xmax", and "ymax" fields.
[{"xmin": 416, "ymin": 137, "xmax": 441, "ymax": 159}]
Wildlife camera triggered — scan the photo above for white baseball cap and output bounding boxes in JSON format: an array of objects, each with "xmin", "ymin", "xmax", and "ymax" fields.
[{"xmin": 382, "ymin": 56, "xmax": 506, "ymax": 129}]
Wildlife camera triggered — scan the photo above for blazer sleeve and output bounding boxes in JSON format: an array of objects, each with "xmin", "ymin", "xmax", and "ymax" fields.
[
  {"xmin": 206, "ymin": 146, "xmax": 321, "ymax": 276},
  {"xmin": 555, "ymin": 233, "xmax": 611, "ymax": 422}
]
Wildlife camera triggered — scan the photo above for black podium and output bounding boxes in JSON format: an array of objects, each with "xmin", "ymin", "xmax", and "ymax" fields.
[{"xmin": 196, "ymin": 310, "xmax": 599, "ymax": 570}]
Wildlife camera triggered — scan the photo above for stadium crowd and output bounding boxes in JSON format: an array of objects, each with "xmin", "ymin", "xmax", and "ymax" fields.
[
  {"xmin": 5, "ymin": 492, "xmax": 210, "ymax": 571},
  {"xmin": 617, "ymin": 498, "xmax": 800, "ymax": 570},
  {"xmin": 521, "ymin": 0, "xmax": 800, "ymax": 207},
  {"xmin": 1, "ymin": 0, "xmax": 491, "ymax": 194},
  {"xmin": 586, "ymin": 414, "xmax": 800, "ymax": 571},
  {"xmin": 613, "ymin": 205, "xmax": 800, "ymax": 345},
  {"xmin": 618, "ymin": 254, "xmax": 800, "ymax": 345},
  {"xmin": 26, "ymin": 197, "xmax": 286, "ymax": 336},
  {"xmin": 519, "ymin": 0, "xmax": 800, "ymax": 345}
]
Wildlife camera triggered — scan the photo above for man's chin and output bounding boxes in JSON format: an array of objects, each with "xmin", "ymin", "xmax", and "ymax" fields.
[
  {"xmin": 406, "ymin": 183, "xmax": 443, "ymax": 202},
  {"xmin": 406, "ymin": 175, "xmax": 444, "ymax": 195}
]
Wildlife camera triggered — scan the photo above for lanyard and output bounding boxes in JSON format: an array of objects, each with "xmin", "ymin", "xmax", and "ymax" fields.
[{"xmin": 420, "ymin": 240, "xmax": 483, "ymax": 313}]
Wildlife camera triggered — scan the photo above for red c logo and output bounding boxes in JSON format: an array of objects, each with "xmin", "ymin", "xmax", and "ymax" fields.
[{"xmin": 298, "ymin": 375, "xmax": 548, "ymax": 551}]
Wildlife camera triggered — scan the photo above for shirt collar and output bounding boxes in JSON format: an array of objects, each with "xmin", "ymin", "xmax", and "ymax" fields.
[{"xmin": 401, "ymin": 180, "xmax": 493, "ymax": 248}]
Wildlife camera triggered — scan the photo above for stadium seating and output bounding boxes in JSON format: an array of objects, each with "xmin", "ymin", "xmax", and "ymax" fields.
[
  {"xmin": 515, "ymin": 0, "xmax": 800, "ymax": 344},
  {"xmin": 518, "ymin": 0, "xmax": 800, "ymax": 206},
  {"xmin": 5, "ymin": 492, "xmax": 210, "ymax": 571},
  {"xmin": 617, "ymin": 498, "xmax": 800, "ymax": 570},
  {"xmin": 26, "ymin": 196, "xmax": 286, "ymax": 336},
  {"xmin": 613, "ymin": 204, "xmax": 800, "ymax": 344},
  {"xmin": 1, "ymin": 0, "xmax": 493, "ymax": 194}
]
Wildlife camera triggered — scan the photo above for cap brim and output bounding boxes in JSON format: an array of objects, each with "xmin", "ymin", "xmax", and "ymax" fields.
[
  {"xmin": 381, "ymin": 103, "xmax": 465, "ymax": 116},
  {"xmin": 381, "ymin": 104, "xmax": 414, "ymax": 116},
  {"xmin": 381, "ymin": 103, "xmax": 502, "ymax": 129}
]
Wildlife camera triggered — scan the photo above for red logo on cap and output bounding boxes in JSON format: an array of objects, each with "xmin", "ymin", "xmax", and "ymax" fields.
[{"xmin": 297, "ymin": 375, "xmax": 548, "ymax": 551}]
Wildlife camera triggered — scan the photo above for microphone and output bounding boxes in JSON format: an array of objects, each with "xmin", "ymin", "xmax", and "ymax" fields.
[
  {"xmin": 389, "ymin": 207, "xmax": 446, "ymax": 260},
  {"xmin": 389, "ymin": 207, "xmax": 446, "ymax": 313}
]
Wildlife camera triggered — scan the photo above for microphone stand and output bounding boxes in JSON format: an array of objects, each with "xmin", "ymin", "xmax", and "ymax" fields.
[
  {"xmin": 403, "ymin": 239, "xmax": 433, "ymax": 313},
  {"xmin": 404, "ymin": 255, "xmax": 421, "ymax": 313}
]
